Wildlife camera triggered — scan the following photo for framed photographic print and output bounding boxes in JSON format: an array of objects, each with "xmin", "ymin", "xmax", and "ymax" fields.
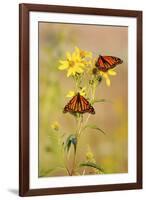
[{"xmin": 19, "ymin": 3, "xmax": 142, "ymax": 196}]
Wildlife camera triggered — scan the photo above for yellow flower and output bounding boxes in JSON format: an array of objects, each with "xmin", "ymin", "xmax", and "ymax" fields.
[
  {"xmin": 66, "ymin": 87, "xmax": 86, "ymax": 98},
  {"xmin": 86, "ymin": 146, "xmax": 96, "ymax": 163},
  {"xmin": 51, "ymin": 121, "xmax": 60, "ymax": 131},
  {"xmin": 75, "ymin": 47, "xmax": 92, "ymax": 59},
  {"xmin": 99, "ymin": 69, "xmax": 117, "ymax": 87},
  {"xmin": 86, "ymin": 152, "xmax": 94, "ymax": 161},
  {"xmin": 58, "ymin": 50, "xmax": 85, "ymax": 77}
]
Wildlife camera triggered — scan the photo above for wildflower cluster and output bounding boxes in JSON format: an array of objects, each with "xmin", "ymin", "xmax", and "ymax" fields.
[
  {"xmin": 59, "ymin": 47, "xmax": 92, "ymax": 77},
  {"xmin": 59, "ymin": 46, "xmax": 118, "ymax": 89}
]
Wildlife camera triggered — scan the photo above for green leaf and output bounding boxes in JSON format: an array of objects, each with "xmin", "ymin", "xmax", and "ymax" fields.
[
  {"xmin": 91, "ymin": 99, "xmax": 112, "ymax": 105},
  {"xmin": 64, "ymin": 134, "xmax": 77, "ymax": 153},
  {"xmin": 83, "ymin": 124, "xmax": 106, "ymax": 135},
  {"xmin": 79, "ymin": 162, "xmax": 104, "ymax": 172}
]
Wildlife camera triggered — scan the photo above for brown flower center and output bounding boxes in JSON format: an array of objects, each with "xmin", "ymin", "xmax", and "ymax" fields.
[
  {"xmin": 69, "ymin": 61, "xmax": 75, "ymax": 67},
  {"xmin": 80, "ymin": 51, "xmax": 85, "ymax": 58}
]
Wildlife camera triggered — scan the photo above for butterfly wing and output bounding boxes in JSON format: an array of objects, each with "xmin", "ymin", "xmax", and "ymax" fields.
[
  {"xmin": 63, "ymin": 95, "xmax": 78, "ymax": 113},
  {"xmin": 96, "ymin": 55, "xmax": 123, "ymax": 72},
  {"xmin": 63, "ymin": 93, "xmax": 95, "ymax": 114},
  {"xmin": 79, "ymin": 95, "xmax": 95, "ymax": 114}
]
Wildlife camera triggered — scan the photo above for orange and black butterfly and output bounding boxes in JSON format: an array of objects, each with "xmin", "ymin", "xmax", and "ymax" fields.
[
  {"xmin": 95, "ymin": 55, "xmax": 123, "ymax": 72},
  {"xmin": 63, "ymin": 93, "xmax": 95, "ymax": 114}
]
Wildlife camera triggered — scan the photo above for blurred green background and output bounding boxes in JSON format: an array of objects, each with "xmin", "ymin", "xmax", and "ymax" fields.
[{"xmin": 39, "ymin": 22, "xmax": 128, "ymax": 177}]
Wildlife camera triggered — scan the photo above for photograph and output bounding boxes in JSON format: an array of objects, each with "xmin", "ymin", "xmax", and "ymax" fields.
[{"xmin": 38, "ymin": 22, "xmax": 128, "ymax": 177}]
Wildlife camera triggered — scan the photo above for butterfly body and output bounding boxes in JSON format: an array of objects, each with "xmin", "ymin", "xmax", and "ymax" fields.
[
  {"xmin": 63, "ymin": 93, "xmax": 95, "ymax": 114},
  {"xmin": 96, "ymin": 55, "xmax": 123, "ymax": 72}
]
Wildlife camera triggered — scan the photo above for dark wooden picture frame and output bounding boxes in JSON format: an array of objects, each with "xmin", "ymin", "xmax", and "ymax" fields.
[{"xmin": 19, "ymin": 3, "xmax": 142, "ymax": 197}]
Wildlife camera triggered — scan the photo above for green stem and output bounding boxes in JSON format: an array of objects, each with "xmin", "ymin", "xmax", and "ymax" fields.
[
  {"xmin": 70, "ymin": 114, "xmax": 83, "ymax": 176},
  {"xmin": 79, "ymin": 80, "xmax": 97, "ymax": 136},
  {"xmin": 62, "ymin": 142, "xmax": 71, "ymax": 176},
  {"xmin": 70, "ymin": 147, "xmax": 77, "ymax": 175},
  {"xmin": 63, "ymin": 165, "xmax": 71, "ymax": 176}
]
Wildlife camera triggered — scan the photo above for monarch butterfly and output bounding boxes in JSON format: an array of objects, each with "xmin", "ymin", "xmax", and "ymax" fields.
[
  {"xmin": 95, "ymin": 55, "xmax": 123, "ymax": 72},
  {"xmin": 63, "ymin": 93, "xmax": 95, "ymax": 114}
]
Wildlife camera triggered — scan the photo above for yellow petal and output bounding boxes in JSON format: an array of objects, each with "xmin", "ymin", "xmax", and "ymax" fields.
[
  {"xmin": 75, "ymin": 46, "xmax": 80, "ymax": 54},
  {"xmin": 66, "ymin": 90, "xmax": 75, "ymax": 97},
  {"xmin": 59, "ymin": 60, "xmax": 65, "ymax": 64},
  {"xmin": 74, "ymin": 62, "xmax": 85, "ymax": 69},
  {"xmin": 108, "ymin": 69, "xmax": 117, "ymax": 76},
  {"xmin": 103, "ymin": 73, "xmax": 111, "ymax": 87},
  {"xmin": 67, "ymin": 68, "xmax": 75, "ymax": 77},
  {"xmin": 106, "ymin": 78, "xmax": 111, "ymax": 86},
  {"xmin": 72, "ymin": 51, "xmax": 77, "ymax": 60},
  {"xmin": 58, "ymin": 61, "xmax": 69, "ymax": 70},
  {"xmin": 74, "ymin": 66, "xmax": 84, "ymax": 74},
  {"xmin": 80, "ymin": 62, "xmax": 85, "ymax": 67},
  {"xmin": 86, "ymin": 51, "xmax": 92, "ymax": 58},
  {"xmin": 66, "ymin": 52, "xmax": 71, "ymax": 60}
]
